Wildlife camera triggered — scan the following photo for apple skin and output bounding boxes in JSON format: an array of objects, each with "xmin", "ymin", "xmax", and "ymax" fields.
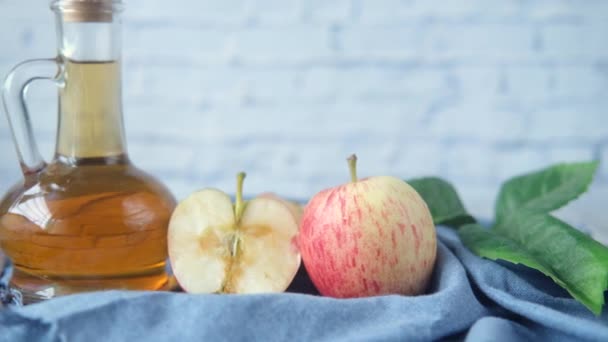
[{"xmin": 298, "ymin": 176, "xmax": 437, "ymax": 298}]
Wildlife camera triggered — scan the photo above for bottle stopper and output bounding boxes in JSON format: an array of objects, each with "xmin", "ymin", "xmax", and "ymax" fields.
[{"xmin": 51, "ymin": 0, "xmax": 122, "ymax": 22}]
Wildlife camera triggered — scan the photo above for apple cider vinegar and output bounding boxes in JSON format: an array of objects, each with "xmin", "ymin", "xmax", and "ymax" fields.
[
  {"xmin": 0, "ymin": 2, "xmax": 176, "ymax": 301},
  {"xmin": 57, "ymin": 60, "xmax": 126, "ymax": 158},
  {"xmin": 0, "ymin": 161, "xmax": 175, "ymax": 297},
  {"xmin": 0, "ymin": 60, "xmax": 176, "ymax": 299}
]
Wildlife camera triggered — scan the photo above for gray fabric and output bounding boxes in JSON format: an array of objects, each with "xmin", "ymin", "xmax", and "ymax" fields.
[{"xmin": 1, "ymin": 227, "xmax": 607, "ymax": 341}]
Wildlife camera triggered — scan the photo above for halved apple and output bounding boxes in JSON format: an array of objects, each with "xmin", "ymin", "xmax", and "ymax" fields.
[
  {"xmin": 257, "ymin": 192, "xmax": 304, "ymax": 224},
  {"xmin": 168, "ymin": 173, "xmax": 301, "ymax": 294}
]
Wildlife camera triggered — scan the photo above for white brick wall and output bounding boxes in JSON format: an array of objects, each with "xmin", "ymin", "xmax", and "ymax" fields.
[{"xmin": 0, "ymin": 0, "xmax": 607, "ymax": 243}]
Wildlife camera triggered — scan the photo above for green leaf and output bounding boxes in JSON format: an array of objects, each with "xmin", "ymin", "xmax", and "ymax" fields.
[
  {"xmin": 459, "ymin": 213, "xmax": 608, "ymax": 315},
  {"xmin": 405, "ymin": 163, "xmax": 606, "ymax": 314},
  {"xmin": 495, "ymin": 161, "xmax": 599, "ymax": 222},
  {"xmin": 407, "ymin": 177, "xmax": 475, "ymax": 227}
]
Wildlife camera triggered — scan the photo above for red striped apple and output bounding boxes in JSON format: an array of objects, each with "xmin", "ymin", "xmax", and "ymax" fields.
[
  {"xmin": 168, "ymin": 173, "xmax": 301, "ymax": 294},
  {"xmin": 299, "ymin": 155, "xmax": 437, "ymax": 297}
]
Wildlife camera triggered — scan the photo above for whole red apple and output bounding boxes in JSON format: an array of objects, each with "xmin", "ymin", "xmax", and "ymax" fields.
[{"xmin": 299, "ymin": 155, "xmax": 437, "ymax": 297}]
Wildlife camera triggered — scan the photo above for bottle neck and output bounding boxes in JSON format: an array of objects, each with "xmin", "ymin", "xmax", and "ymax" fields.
[{"xmin": 54, "ymin": 14, "xmax": 127, "ymax": 160}]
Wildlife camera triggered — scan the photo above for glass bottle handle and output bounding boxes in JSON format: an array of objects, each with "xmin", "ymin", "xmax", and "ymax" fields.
[{"xmin": 2, "ymin": 58, "xmax": 63, "ymax": 175}]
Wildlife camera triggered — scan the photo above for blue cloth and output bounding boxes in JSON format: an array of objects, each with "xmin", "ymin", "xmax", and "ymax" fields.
[
  {"xmin": 0, "ymin": 258, "xmax": 21, "ymax": 307},
  {"xmin": 1, "ymin": 227, "xmax": 607, "ymax": 341}
]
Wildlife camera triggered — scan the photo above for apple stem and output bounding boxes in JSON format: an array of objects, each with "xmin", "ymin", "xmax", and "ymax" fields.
[
  {"xmin": 347, "ymin": 154, "xmax": 358, "ymax": 182},
  {"xmin": 235, "ymin": 172, "xmax": 246, "ymax": 223}
]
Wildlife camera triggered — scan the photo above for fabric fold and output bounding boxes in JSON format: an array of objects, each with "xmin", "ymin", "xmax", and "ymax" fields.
[
  {"xmin": 439, "ymin": 227, "xmax": 608, "ymax": 341},
  {"xmin": 0, "ymin": 257, "xmax": 22, "ymax": 307}
]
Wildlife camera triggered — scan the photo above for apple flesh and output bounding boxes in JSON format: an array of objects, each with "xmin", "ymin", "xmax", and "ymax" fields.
[
  {"xmin": 168, "ymin": 173, "xmax": 301, "ymax": 294},
  {"xmin": 299, "ymin": 155, "xmax": 437, "ymax": 298},
  {"xmin": 257, "ymin": 192, "xmax": 304, "ymax": 224}
]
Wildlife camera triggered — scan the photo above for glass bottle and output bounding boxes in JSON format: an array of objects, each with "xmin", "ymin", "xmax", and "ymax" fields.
[{"xmin": 0, "ymin": 0, "xmax": 176, "ymax": 302}]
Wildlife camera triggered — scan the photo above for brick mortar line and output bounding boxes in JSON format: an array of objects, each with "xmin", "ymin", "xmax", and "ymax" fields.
[
  {"xmin": 2, "ymin": 134, "xmax": 605, "ymax": 149},
  {"xmin": 110, "ymin": 58, "xmax": 608, "ymax": 70},
  {"xmin": 116, "ymin": 18, "xmax": 608, "ymax": 30}
]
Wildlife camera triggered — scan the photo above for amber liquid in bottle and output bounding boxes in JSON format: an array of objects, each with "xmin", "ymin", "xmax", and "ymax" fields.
[{"xmin": 0, "ymin": 60, "xmax": 176, "ymax": 299}]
